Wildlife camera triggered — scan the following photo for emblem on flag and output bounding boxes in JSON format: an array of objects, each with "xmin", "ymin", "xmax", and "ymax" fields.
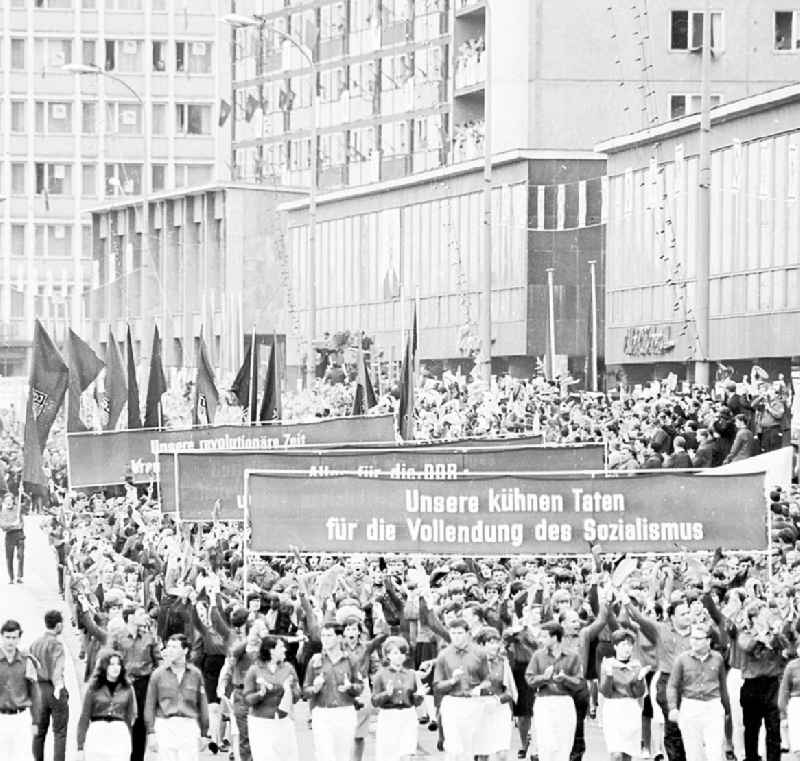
[{"xmin": 31, "ymin": 388, "xmax": 49, "ymax": 420}]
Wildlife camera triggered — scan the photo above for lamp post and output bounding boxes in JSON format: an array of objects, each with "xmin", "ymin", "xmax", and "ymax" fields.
[
  {"xmin": 223, "ymin": 13, "xmax": 318, "ymax": 388},
  {"xmin": 479, "ymin": 0, "xmax": 493, "ymax": 384},
  {"xmin": 62, "ymin": 63, "xmax": 152, "ymax": 342}
]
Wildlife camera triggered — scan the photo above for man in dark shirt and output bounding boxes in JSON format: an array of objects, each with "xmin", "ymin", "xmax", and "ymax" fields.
[
  {"xmin": 692, "ymin": 428, "xmax": 716, "ymax": 468},
  {"xmin": 525, "ymin": 621, "xmax": 584, "ymax": 761},
  {"xmin": 0, "ymin": 619, "xmax": 40, "ymax": 761},
  {"xmin": 30, "ymin": 610, "xmax": 67, "ymax": 761},
  {"xmin": 144, "ymin": 633, "xmax": 208, "ymax": 761}
]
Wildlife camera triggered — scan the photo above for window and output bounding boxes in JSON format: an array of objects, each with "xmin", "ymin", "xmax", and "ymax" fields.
[
  {"xmin": 152, "ymin": 0, "xmax": 166, "ymax": 10},
  {"xmin": 175, "ymin": 103, "xmax": 211, "ymax": 135},
  {"xmin": 175, "ymin": 41, "xmax": 212, "ymax": 73},
  {"xmin": 11, "ymin": 225, "xmax": 26, "ymax": 259},
  {"xmin": 81, "ymin": 39, "xmax": 97, "ymax": 66},
  {"xmin": 37, "ymin": 224, "xmax": 72, "ymax": 258},
  {"xmin": 775, "ymin": 11, "xmax": 800, "ymax": 50},
  {"xmin": 11, "ymin": 39, "xmax": 26, "ymax": 70},
  {"xmin": 105, "ymin": 163, "xmax": 142, "ymax": 195},
  {"xmin": 670, "ymin": 10, "xmax": 724, "ymax": 51},
  {"xmin": 81, "ymin": 101, "xmax": 97, "ymax": 133},
  {"xmin": 35, "ymin": 0, "xmax": 72, "ymax": 8},
  {"xmin": 10, "ymin": 101, "xmax": 26, "ymax": 133},
  {"xmin": 34, "ymin": 38, "xmax": 73, "ymax": 69},
  {"xmin": 152, "ymin": 40, "xmax": 166, "ymax": 71},
  {"xmin": 11, "ymin": 163, "xmax": 27, "ymax": 195},
  {"xmin": 174, "ymin": 164, "xmax": 213, "ymax": 188},
  {"xmin": 82, "ymin": 163, "xmax": 97, "ymax": 196},
  {"xmin": 35, "ymin": 101, "xmax": 72, "ymax": 133},
  {"xmin": 82, "ymin": 0, "xmax": 96, "ymax": 7},
  {"xmin": 669, "ymin": 92, "xmax": 723, "ymax": 118},
  {"xmin": 105, "ymin": 102, "xmax": 142, "ymax": 134},
  {"xmin": 151, "ymin": 103, "xmax": 166, "ymax": 135},
  {"xmin": 105, "ymin": 39, "xmax": 142, "ymax": 73},
  {"xmin": 152, "ymin": 164, "xmax": 166, "ymax": 191},
  {"xmin": 35, "ymin": 162, "xmax": 72, "ymax": 195}
]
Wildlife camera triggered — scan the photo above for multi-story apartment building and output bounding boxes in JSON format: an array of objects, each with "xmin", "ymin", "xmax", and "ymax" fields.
[{"xmin": 0, "ymin": 0, "xmax": 230, "ymax": 375}]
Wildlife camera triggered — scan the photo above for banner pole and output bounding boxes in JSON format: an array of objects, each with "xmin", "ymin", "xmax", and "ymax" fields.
[
  {"xmin": 243, "ymin": 473, "xmax": 250, "ymax": 600},
  {"xmin": 248, "ymin": 324, "xmax": 256, "ymax": 426}
]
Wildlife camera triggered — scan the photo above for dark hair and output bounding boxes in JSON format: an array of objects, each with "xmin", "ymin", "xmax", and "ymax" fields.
[
  {"xmin": 121, "ymin": 605, "xmax": 137, "ymax": 623},
  {"xmin": 447, "ymin": 617, "xmax": 469, "ymax": 632},
  {"xmin": 611, "ymin": 629, "xmax": 636, "ymax": 646},
  {"xmin": 475, "ymin": 626, "xmax": 501, "ymax": 645},
  {"xmin": 381, "ymin": 636, "xmax": 409, "ymax": 657},
  {"xmin": 167, "ymin": 633, "xmax": 190, "ymax": 652},
  {"xmin": 44, "ymin": 610, "xmax": 63, "ymax": 630},
  {"xmin": 258, "ymin": 636, "xmax": 281, "ymax": 663},
  {"xmin": 541, "ymin": 621, "xmax": 563, "ymax": 641},
  {"xmin": 91, "ymin": 650, "xmax": 130, "ymax": 691},
  {"xmin": 0, "ymin": 619, "xmax": 22, "ymax": 635},
  {"xmin": 734, "ymin": 414, "xmax": 747, "ymax": 425},
  {"xmin": 667, "ymin": 600, "xmax": 687, "ymax": 619}
]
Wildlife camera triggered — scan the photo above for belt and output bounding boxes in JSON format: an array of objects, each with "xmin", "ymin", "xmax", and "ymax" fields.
[
  {"xmin": 0, "ymin": 707, "xmax": 26, "ymax": 715},
  {"xmin": 91, "ymin": 716, "xmax": 125, "ymax": 723}
]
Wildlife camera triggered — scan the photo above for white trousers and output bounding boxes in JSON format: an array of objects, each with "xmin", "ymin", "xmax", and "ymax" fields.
[
  {"xmin": 533, "ymin": 695, "xmax": 577, "ymax": 761},
  {"xmin": 154, "ymin": 716, "xmax": 200, "ymax": 761},
  {"xmin": 727, "ymin": 667, "xmax": 745, "ymax": 760},
  {"xmin": 311, "ymin": 706, "xmax": 356, "ymax": 761},
  {"xmin": 440, "ymin": 695, "xmax": 484, "ymax": 759},
  {"xmin": 247, "ymin": 714, "xmax": 298, "ymax": 761},
  {"xmin": 678, "ymin": 698, "xmax": 725, "ymax": 761},
  {"xmin": 375, "ymin": 707, "xmax": 418, "ymax": 761},
  {"xmin": 0, "ymin": 710, "xmax": 32, "ymax": 761},
  {"xmin": 84, "ymin": 720, "xmax": 132, "ymax": 761}
]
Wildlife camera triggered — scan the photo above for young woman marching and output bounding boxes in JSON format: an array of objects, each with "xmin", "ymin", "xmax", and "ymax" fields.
[
  {"xmin": 371, "ymin": 636, "xmax": 424, "ymax": 761},
  {"xmin": 599, "ymin": 629, "xmax": 650, "ymax": 761}
]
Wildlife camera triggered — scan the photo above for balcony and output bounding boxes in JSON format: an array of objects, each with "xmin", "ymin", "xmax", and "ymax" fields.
[
  {"xmin": 348, "ymin": 26, "xmax": 380, "ymax": 56},
  {"xmin": 380, "ymin": 154, "xmax": 411, "ymax": 182},
  {"xmin": 454, "ymin": 49, "xmax": 486, "ymax": 93},
  {"xmin": 381, "ymin": 20, "xmax": 412, "ymax": 46},
  {"xmin": 318, "ymin": 165, "xmax": 347, "ymax": 190},
  {"xmin": 347, "ymin": 157, "xmax": 380, "ymax": 186},
  {"xmin": 319, "ymin": 35, "xmax": 346, "ymax": 62},
  {"xmin": 454, "ymin": 0, "xmax": 486, "ymax": 19}
]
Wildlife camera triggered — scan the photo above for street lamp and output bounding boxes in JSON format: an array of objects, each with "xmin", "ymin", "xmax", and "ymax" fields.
[
  {"xmin": 63, "ymin": 62, "xmax": 152, "ymax": 336},
  {"xmin": 223, "ymin": 13, "xmax": 318, "ymax": 388}
]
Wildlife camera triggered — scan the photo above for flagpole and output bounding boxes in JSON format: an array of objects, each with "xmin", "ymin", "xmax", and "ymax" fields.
[
  {"xmin": 273, "ymin": 329, "xmax": 282, "ymax": 421},
  {"xmin": 248, "ymin": 325, "xmax": 256, "ymax": 425},
  {"xmin": 399, "ymin": 280, "xmax": 406, "ymax": 384},
  {"xmin": 414, "ymin": 285, "xmax": 420, "ymax": 376},
  {"xmin": 588, "ymin": 260, "xmax": 598, "ymax": 392},
  {"xmin": 546, "ymin": 268, "xmax": 556, "ymax": 380}
]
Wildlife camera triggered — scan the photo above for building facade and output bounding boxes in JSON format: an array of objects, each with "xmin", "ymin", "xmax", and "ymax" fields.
[
  {"xmin": 280, "ymin": 151, "xmax": 606, "ymax": 378},
  {"xmin": 0, "ymin": 0, "xmax": 230, "ymax": 375},
  {"xmin": 229, "ymin": 0, "xmax": 800, "ymax": 191},
  {"xmin": 597, "ymin": 83, "xmax": 800, "ymax": 383},
  {"xmin": 85, "ymin": 183, "xmax": 303, "ymax": 380}
]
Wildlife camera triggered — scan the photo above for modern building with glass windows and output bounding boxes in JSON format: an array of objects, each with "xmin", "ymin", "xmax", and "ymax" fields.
[{"xmin": 0, "ymin": 0, "xmax": 229, "ymax": 375}]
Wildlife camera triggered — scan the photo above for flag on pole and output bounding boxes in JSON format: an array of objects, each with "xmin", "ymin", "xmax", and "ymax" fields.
[
  {"xmin": 22, "ymin": 320, "xmax": 69, "ymax": 489},
  {"xmin": 352, "ymin": 346, "xmax": 377, "ymax": 416},
  {"xmin": 101, "ymin": 329, "xmax": 126, "ymax": 431},
  {"xmin": 258, "ymin": 337, "xmax": 282, "ymax": 422},
  {"xmin": 194, "ymin": 331, "xmax": 219, "ymax": 426},
  {"xmin": 230, "ymin": 330, "xmax": 257, "ymax": 423},
  {"xmin": 397, "ymin": 310, "xmax": 417, "ymax": 440},
  {"xmin": 143, "ymin": 324, "xmax": 167, "ymax": 429},
  {"xmin": 218, "ymin": 98, "xmax": 232, "ymax": 127},
  {"xmin": 63, "ymin": 328, "xmax": 104, "ymax": 433},
  {"xmin": 125, "ymin": 326, "xmax": 141, "ymax": 429}
]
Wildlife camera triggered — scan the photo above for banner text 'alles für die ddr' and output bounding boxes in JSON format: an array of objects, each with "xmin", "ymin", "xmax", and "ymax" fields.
[
  {"xmin": 245, "ymin": 471, "xmax": 767, "ymax": 555},
  {"xmin": 165, "ymin": 443, "xmax": 602, "ymax": 520}
]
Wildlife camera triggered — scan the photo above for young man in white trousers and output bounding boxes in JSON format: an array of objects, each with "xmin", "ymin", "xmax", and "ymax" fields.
[{"xmin": 667, "ymin": 623, "xmax": 730, "ymax": 761}]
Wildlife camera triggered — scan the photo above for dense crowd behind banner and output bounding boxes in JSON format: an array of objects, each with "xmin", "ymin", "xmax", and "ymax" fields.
[
  {"xmin": 245, "ymin": 470, "xmax": 768, "ymax": 555},
  {"xmin": 66, "ymin": 414, "xmax": 397, "ymax": 487},
  {"xmin": 164, "ymin": 443, "xmax": 605, "ymax": 520}
]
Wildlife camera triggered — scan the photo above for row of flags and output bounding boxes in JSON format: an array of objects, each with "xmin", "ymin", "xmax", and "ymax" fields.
[{"xmin": 21, "ymin": 313, "xmax": 414, "ymax": 490}]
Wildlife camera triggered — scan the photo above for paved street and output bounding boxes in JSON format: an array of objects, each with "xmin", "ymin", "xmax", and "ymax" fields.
[{"xmin": 7, "ymin": 517, "xmax": 612, "ymax": 761}]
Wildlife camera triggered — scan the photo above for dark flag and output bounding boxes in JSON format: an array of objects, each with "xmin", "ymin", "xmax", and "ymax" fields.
[
  {"xmin": 245, "ymin": 93, "xmax": 259, "ymax": 122},
  {"xmin": 63, "ymin": 328, "xmax": 104, "ymax": 432},
  {"xmin": 352, "ymin": 346, "xmax": 377, "ymax": 416},
  {"xmin": 218, "ymin": 98, "xmax": 232, "ymax": 127},
  {"xmin": 230, "ymin": 330, "xmax": 257, "ymax": 423},
  {"xmin": 102, "ymin": 329, "xmax": 126, "ymax": 431},
  {"xmin": 143, "ymin": 324, "xmax": 167, "ymax": 429},
  {"xmin": 397, "ymin": 310, "xmax": 417, "ymax": 440},
  {"xmin": 258, "ymin": 338, "xmax": 282, "ymax": 422},
  {"xmin": 193, "ymin": 332, "xmax": 218, "ymax": 426},
  {"xmin": 125, "ymin": 326, "xmax": 141, "ymax": 429},
  {"xmin": 22, "ymin": 320, "xmax": 69, "ymax": 488}
]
